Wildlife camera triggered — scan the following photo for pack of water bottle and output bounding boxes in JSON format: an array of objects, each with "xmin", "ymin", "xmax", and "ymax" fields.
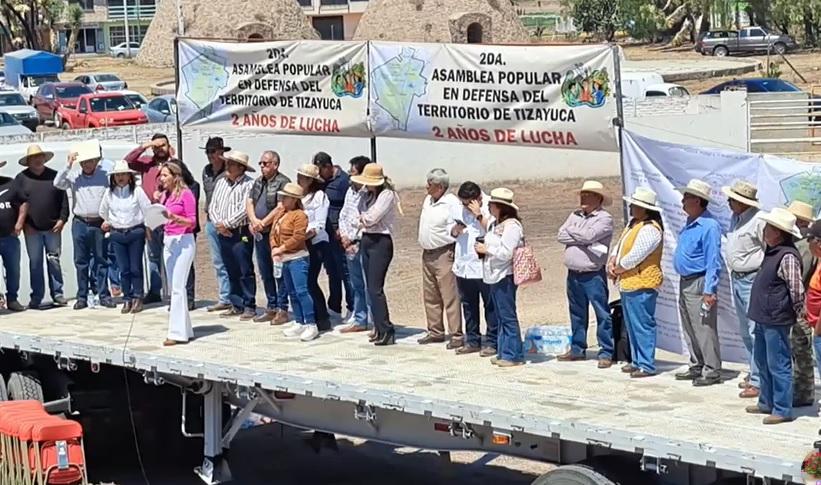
[{"xmin": 524, "ymin": 325, "xmax": 572, "ymax": 356}]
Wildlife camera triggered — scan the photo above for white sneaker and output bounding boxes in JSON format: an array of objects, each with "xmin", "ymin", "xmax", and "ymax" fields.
[
  {"xmin": 343, "ymin": 309, "xmax": 353, "ymax": 322},
  {"xmin": 345, "ymin": 314, "xmax": 357, "ymax": 325},
  {"xmin": 300, "ymin": 324, "xmax": 319, "ymax": 341},
  {"xmin": 283, "ymin": 324, "xmax": 305, "ymax": 338},
  {"xmin": 282, "ymin": 320, "xmax": 299, "ymax": 330}
]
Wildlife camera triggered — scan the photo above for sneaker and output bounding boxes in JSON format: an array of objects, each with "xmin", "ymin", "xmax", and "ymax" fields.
[
  {"xmin": 282, "ymin": 320, "xmax": 300, "ymax": 330},
  {"xmin": 6, "ymin": 300, "xmax": 25, "ymax": 312},
  {"xmin": 479, "ymin": 347, "xmax": 497, "ymax": 358},
  {"xmin": 220, "ymin": 307, "xmax": 244, "ymax": 318},
  {"xmin": 345, "ymin": 314, "xmax": 357, "ymax": 325},
  {"xmin": 53, "ymin": 296, "xmax": 68, "ymax": 307},
  {"xmin": 283, "ymin": 324, "xmax": 305, "ymax": 338},
  {"xmin": 300, "ymin": 324, "xmax": 320, "ymax": 341}
]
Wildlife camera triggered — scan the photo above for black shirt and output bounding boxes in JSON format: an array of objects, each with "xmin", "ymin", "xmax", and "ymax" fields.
[
  {"xmin": 14, "ymin": 167, "xmax": 69, "ymax": 231},
  {"xmin": 0, "ymin": 176, "xmax": 22, "ymax": 237},
  {"xmin": 202, "ymin": 164, "xmax": 225, "ymax": 217}
]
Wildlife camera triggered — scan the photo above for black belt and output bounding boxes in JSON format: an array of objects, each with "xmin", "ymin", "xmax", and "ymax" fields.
[
  {"xmin": 681, "ymin": 271, "xmax": 706, "ymax": 280},
  {"xmin": 732, "ymin": 270, "xmax": 757, "ymax": 278},
  {"xmin": 111, "ymin": 224, "xmax": 144, "ymax": 233},
  {"xmin": 75, "ymin": 215, "xmax": 103, "ymax": 226}
]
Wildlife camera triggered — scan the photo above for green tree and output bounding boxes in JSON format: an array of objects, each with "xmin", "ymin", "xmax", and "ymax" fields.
[
  {"xmin": 62, "ymin": 3, "xmax": 83, "ymax": 67},
  {"xmin": 561, "ymin": 0, "xmax": 621, "ymax": 41}
]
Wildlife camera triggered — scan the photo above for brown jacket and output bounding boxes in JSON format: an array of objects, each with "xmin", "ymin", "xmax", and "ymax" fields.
[{"xmin": 269, "ymin": 208, "xmax": 308, "ymax": 255}]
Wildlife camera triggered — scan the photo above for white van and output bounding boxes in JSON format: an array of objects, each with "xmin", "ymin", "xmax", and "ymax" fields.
[{"xmin": 621, "ymin": 71, "xmax": 689, "ymax": 100}]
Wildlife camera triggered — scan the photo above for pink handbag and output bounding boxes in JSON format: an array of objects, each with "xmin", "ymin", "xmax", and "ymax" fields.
[{"xmin": 508, "ymin": 220, "xmax": 542, "ymax": 286}]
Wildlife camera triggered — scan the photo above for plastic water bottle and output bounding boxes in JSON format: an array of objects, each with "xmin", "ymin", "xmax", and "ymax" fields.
[
  {"xmin": 273, "ymin": 261, "xmax": 283, "ymax": 279},
  {"xmin": 88, "ymin": 292, "xmax": 99, "ymax": 309},
  {"xmin": 699, "ymin": 301, "xmax": 712, "ymax": 318}
]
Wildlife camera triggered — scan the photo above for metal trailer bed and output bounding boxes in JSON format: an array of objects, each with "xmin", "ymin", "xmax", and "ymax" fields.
[{"xmin": 0, "ymin": 305, "xmax": 817, "ymax": 484}]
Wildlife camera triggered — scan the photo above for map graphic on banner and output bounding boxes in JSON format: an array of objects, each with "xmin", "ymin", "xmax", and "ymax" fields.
[
  {"xmin": 368, "ymin": 41, "xmax": 618, "ymax": 152},
  {"xmin": 176, "ymin": 39, "xmax": 369, "ymax": 136},
  {"xmin": 622, "ymin": 130, "xmax": 820, "ymax": 363}
]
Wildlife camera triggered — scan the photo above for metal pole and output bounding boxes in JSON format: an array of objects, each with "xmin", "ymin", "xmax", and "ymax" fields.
[
  {"xmin": 611, "ymin": 43, "xmax": 627, "ymax": 223},
  {"xmin": 370, "ymin": 136, "xmax": 377, "ymax": 163},
  {"xmin": 174, "ymin": 36, "xmax": 183, "ymax": 162},
  {"xmin": 176, "ymin": 0, "xmax": 184, "ymax": 37},
  {"xmin": 123, "ymin": 0, "xmax": 131, "ymax": 58}
]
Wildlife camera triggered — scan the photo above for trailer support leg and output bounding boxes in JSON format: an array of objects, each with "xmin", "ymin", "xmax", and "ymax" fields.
[{"xmin": 194, "ymin": 382, "xmax": 232, "ymax": 484}]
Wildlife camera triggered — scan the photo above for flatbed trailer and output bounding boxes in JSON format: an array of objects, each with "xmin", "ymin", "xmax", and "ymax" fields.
[{"xmin": 0, "ymin": 305, "xmax": 818, "ymax": 485}]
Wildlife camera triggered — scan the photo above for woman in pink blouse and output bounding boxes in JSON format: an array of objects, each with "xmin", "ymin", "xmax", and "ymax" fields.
[{"xmin": 157, "ymin": 163, "xmax": 197, "ymax": 346}]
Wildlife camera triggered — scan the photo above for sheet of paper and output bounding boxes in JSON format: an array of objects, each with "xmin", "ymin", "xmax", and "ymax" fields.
[{"xmin": 144, "ymin": 204, "xmax": 168, "ymax": 230}]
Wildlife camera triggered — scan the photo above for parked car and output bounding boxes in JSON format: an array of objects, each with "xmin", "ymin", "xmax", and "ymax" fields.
[
  {"xmin": 0, "ymin": 71, "xmax": 5, "ymax": 86},
  {"xmin": 695, "ymin": 27, "xmax": 797, "ymax": 57},
  {"xmin": 700, "ymin": 78, "xmax": 804, "ymax": 94},
  {"xmin": 118, "ymin": 90, "xmax": 149, "ymax": 109},
  {"xmin": 109, "ymin": 42, "xmax": 141, "ymax": 58},
  {"xmin": 0, "ymin": 111, "xmax": 34, "ymax": 136},
  {"xmin": 74, "ymin": 73, "xmax": 127, "ymax": 92},
  {"xmin": 644, "ymin": 83, "xmax": 690, "ymax": 98},
  {"xmin": 142, "ymin": 95, "xmax": 177, "ymax": 123},
  {"xmin": 0, "ymin": 88, "xmax": 39, "ymax": 131},
  {"xmin": 621, "ymin": 72, "xmax": 689, "ymax": 101},
  {"xmin": 58, "ymin": 92, "xmax": 148, "ymax": 130},
  {"xmin": 32, "ymin": 82, "xmax": 93, "ymax": 125}
]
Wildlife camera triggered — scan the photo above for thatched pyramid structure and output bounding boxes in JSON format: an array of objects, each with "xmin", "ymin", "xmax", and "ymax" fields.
[
  {"xmin": 353, "ymin": 0, "xmax": 529, "ymax": 43},
  {"xmin": 136, "ymin": 0, "xmax": 319, "ymax": 67}
]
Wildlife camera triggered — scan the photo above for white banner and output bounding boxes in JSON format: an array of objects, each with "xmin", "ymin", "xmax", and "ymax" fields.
[
  {"xmin": 368, "ymin": 41, "xmax": 618, "ymax": 151},
  {"xmin": 176, "ymin": 39, "xmax": 369, "ymax": 136},
  {"xmin": 622, "ymin": 131, "xmax": 821, "ymax": 362}
]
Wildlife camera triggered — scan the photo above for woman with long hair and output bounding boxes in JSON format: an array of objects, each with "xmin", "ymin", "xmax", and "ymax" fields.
[
  {"xmin": 351, "ymin": 163, "xmax": 401, "ymax": 346},
  {"xmin": 99, "ymin": 160, "xmax": 151, "ymax": 314},
  {"xmin": 297, "ymin": 163, "xmax": 331, "ymax": 339},
  {"xmin": 157, "ymin": 162, "xmax": 197, "ymax": 346},
  {"xmin": 607, "ymin": 187, "xmax": 665, "ymax": 378}
]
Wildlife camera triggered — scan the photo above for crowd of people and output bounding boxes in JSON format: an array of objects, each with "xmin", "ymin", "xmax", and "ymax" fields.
[{"xmin": 1, "ymin": 135, "xmax": 819, "ymax": 424}]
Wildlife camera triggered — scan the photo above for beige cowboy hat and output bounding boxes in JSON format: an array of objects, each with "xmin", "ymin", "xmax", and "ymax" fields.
[
  {"xmin": 786, "ymin": 200, "xmax": 815, "ymax": 223},
  {"xmin": 676, "ymin": 178, "xmax": 712, "ymax": 201},
  {"xmin": 489, "ymin": 187, "xmax": 519, "ymax": 211},
  {"xmin": 19, "ymin": 144, "xmax": 54, "ymax": 166},
  {"xmin": 721, "ymin": 180, "xmax": 760, "ymax": 208},
  {"xmin": 296, "ymin": 163, "xmax": 322, "ymax": 181},
  {"xmin": 350, "ymin": 163, "xmax": 386, "ymax": 186},
  {"xmin": 109, "ymin": 159, "xmax": 136, "ymax": 176},
  {"xmin": 623, "ymin": 187, "xmax": 661, "ymax": 212},
  {"xmin": 277, "ymin": 182, "xmax": 305, "ymax": 199},
  {"xmin": 223, "ymin": 150, "xmax": 256, "ymax": 172},
  {"xmin": 760, "ymin": 207, "xmax": 803, "ymax": 239},
  {"xmin": 579, "ymin": 180, "xmax": 612, "ymax": 206}
]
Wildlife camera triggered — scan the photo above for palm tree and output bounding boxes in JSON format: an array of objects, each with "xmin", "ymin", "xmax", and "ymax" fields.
[{"xmin": 62, "ymin": 3, "xmax": 83, "ymax": 67}]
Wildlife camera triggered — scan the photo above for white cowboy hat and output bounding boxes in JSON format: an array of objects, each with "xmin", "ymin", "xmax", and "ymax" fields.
[
  {"xmin": 19, "ymin": 144, "xmax": 54, "ymax": 166},
  {"xmin": 109, "ymin": 159, "xmax": 136, "ymax": 175},
  {"xmin": 623, "ymin": 187, "xmax": 661, "ymax": 212},
  {"xmin": 579, "ymin": 180, "xmax": 612, "ymax": 206},
  {"xmin": 73, "ymin": 139, "xmax": 102, "ymax": 165},
  {"xmin": 786, "ymin": 200, "xmax": 815, "ymax": 223},
  {"xmin": 296, "ymin": 163, "xmax": 323, "ymax": 181},
  {"xmin": 489, "ymin": 187, "xmax": 519, "ymax": 211},
  {"xmin": 760, "ymin": 207, "xmax": 803, "ymax": 239},
  {"xmin": 350, "ymin": 163, "xmax": 386, "ymax": 186},
  {"xmin": 277, "ymin": 182, "xmax": 305, "ymax": 199},
  {"xmin": 676, "ymin": 178, "xmax": 712, "ymax": 201},
  {"xmin": 721, "ymin": 180, "xmax": 760, "ymax": 208},
  {"xmin": 223, "ymin": 150, "xmax": 256, "ymax": 172}
]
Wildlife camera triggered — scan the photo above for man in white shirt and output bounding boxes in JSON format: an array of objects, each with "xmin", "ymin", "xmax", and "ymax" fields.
[
  {"xmin": 417, "ymin": 168, "xmax": 464, "ymax": 347},
  {"xmin": 450, "ymin": 182, "xmax": 497, "ymax": 356}
]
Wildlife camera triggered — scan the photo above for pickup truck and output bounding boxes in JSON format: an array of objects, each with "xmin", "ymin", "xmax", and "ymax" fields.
[
  {"xmin": 695, "ymin": 26, "xmax": 797, "ymax": 57},
  {"xmin": 58, "ymin": 92, "xmax": 148, "ymax": 130}
]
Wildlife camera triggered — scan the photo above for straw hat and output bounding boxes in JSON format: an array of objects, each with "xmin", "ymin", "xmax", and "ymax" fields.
[
  {"xmin": 786, "ymin": 200, "xmax": 815, "ymax": 223},
  {"xmin": 676, "ymin": 178, "xmax": 712, "ymax": 201},
  {"xmin": 19, "ymin": 144, "xmax": 54, "ymax": 166},
  {"xmin": 721, "ymin": 180, "xmax": 760, "ymax": 208},
  {"xmin": 109, "ymin": 160, "xmax": 136, "ymax": 175},
  {"xmin": 623, "ymin": 187, "xmax": 661, "ymax": 212},
  {"xmin": 489, "ymin": 187, "xmax": 519, "ymax": 211},
  {"xmin": 579, "ymin": 180, "xmax": 612, "ymax": 206},
  {"xmin": 223, "ymin": 150, "xmax": 255, "ymax": 172},
  {"xmin": 296, "ymin": 163, "xmax": 322, "ymax": 181},
  {"xmin": 277, "ymin": 182, "xmax": 305, "ymax": 199},
  {"xmin": 760, "ymin": 207, "xmax": 803, "ymax": 239},
  {"xmin": 350, "ymin": 163, "xmax": 386, "ymax": 186}
]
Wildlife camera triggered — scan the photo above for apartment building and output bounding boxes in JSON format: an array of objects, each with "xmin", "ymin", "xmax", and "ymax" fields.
[
  {"xmin": 60, "ymin": 0, "xmax": 156, "ymax": 53},
  {"xmin": 297, "ymin": 0, "xmax": 369, "ymax": 40}
]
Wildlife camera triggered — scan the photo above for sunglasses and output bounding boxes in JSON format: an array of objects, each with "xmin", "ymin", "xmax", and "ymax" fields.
[{"xmin": 259, "ymin": 161, "xmax": 274, "ymax": 167}]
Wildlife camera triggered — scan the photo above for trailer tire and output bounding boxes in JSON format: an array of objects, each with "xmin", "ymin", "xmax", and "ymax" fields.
[
  {"xmin": 7, "ymin": 371, "xmax": 45, "ymax": 402},
  {"xmin": 0, "ymin": 375, "xmax": 8, "ymax": 401},
  {"xmin": 532, "ymin": 465, "xmax": 616, "ymax": 485}
]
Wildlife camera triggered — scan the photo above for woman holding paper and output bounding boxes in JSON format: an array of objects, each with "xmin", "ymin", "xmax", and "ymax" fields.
[
  {"xmin": 99, "ymin": 160, "xmax": 151, "ymax": 314},
  {"xmin": 157, "ymin": 162, "xmax": 197, "ymax": 346}
]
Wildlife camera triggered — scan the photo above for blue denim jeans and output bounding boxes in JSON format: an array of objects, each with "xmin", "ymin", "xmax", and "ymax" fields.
[
  {"xmin": 346, "ymin": 245, "xmax": 369, "ymax": 326},
  {"xmin": 490, "ymin": 275, "xmax": 523, "ymax": 362},
  {"xmin": 567, "ymin": 269, "xmax": 613, "ymax": 359},
  {"xmin": 24, "ymin": 228, "xmax": 64, "ymax": 305},
  {"xmin": 254, "ymin": 233, "xmax": 281, "ymax": 311},
  {"xmin": 109, "ymin": 226, "xmax": 146, "ymax": 300},
  {"xmin": 621, "ymin": 289, "xmax": 658, "ymax": 374},
  {"xmin": 0, "ymin": 235, "xmax": 21, "ymax": 302},
  {"xmin": 205, "ymin": 221, "xmax": 231, "ymax": 305},
  {"xmin": 732, "ymin": 272, "xmax": 759, "ymax": 388},
  {"xmin": 219, "ymin": 227, "xmax": 256, "ymax": 311},
  {"xmin": 457, "ymin": 277, "xmax": 497, "ymax": 349},
  {"xmin": 71, "ymin": 219, "xmax": 110, "ymax": 302},
  {"xmin": 326, "ymin": 234, "xmax": 353, "ymax": 313},
  {"xmin": 754, "ymin": 323, "xmax": 793, "ymax": 419},
  {"xmin": 815, "ymin": 335, "xmax": 821, "ymax": 381},
  {"xmin": 282, "ymin": 256, "xmax": 314, "ymax": 324}
]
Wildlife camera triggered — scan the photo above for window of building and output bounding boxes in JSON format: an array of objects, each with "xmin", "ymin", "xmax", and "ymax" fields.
[
  {"xmin": 106, "ymin": 0, "xmax": 155, "ymax": 7},
  {"xmin": 312, "ymin": 16, "xmax": 344, "ymax": 40},
  {"xmin": 69, "ymin": 0, "xmax": 95, "ymax": 11},
  {"xmin": 109, "ymin": 24, "xmax": 147, "ymax": 46},
  {"xmin": 467, "ymin": 23, "xmax": 483, "ymax": 43},
  {"xmin": 297, "ymin": 0, "xmax": 312, "ymax": 6}
]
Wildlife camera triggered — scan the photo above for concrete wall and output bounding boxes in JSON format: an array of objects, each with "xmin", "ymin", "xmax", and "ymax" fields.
[{"xmin": 343, "ymin": 13, "xmax": 363, "ymax": 40}]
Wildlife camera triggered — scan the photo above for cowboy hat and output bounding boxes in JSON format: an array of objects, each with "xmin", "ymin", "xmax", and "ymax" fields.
[
  {"xmin": 223, "ymin": 150, "xmax": 256, "ymax": 172},
  {"xmin": 19, "ymin": 144, "xmax": 54, "ymax": 166},
  {"xmin": 277, "ymin": 182, "xmax": 305, "ymax": 199},
  {"xmin": 109, "ymin": 159, "xmax": 136, "ymax": 175},
  {"xmin": 760, "ymin": 207, "xmax": 803, "ymax": 239},
  {"xmin": 786, "ymin": 200, "xmax": 815, "ymax": 223},
  {"xmin": 73, "ymin": 139, "xmax": 103, "ymax": 165},
  {"xmin": 489, "ymin": 187, "xmax": 519, "ymax": 211},
  {"xmin": 721, "ymin": 180, "xmax": 760, "ymax": 208},
  {"xmin": 200, "ymin": 137, "xmax": 231, "ymax": 152},
  {"xmin": 296, "ymin": 163, "xmax": 323, "ymax": 181},
  {"xmin": 623, "ymin": 187, "xmax": 661, "ymax": 212},
  {"xmin": 350, "ymin": 163, "xmax": 386, "ymax": 187},
  {"xmin": 676, "ymin": 178, "xmax": 712, "ymax": 201},
  {"xmin": 579, "ymin": 180, "xmax": 612, "ymax": 206}
]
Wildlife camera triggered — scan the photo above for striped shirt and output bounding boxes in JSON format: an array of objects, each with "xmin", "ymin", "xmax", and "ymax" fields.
[
  {"xmin": 777, "ymin": 253, "xmax": 805, "ymax": 317},
  {"xmin": 208, "ymin": 174, "xmax": 254, "ymax": 229}
]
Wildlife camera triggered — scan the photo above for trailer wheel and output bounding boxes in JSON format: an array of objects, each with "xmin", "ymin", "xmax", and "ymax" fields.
[
  {"xmin": 7, "ymin": 371, "xmax": 45, "ymax": 402},
  {"xmin": 532, "ymin": 465, "xmax": 616, "ymax": 485},
  {"xmin": 0, "ymin": 375, "xmax": 8, "ymax": 401}
]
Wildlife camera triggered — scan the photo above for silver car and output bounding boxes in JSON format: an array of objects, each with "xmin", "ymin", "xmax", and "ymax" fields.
[
  {"xmin": 142, "ymin": 95, "xmax": 177, "ymax": 123},
  {"xmin": 74, "ymin": 73, "xmax": 127, "ymax": 92},
  {"xmin": 110, "ymin": 42, "xmax": 141, "ymax": 58},
  {"xmin": 0, "ymin": 111, "xmax": 34, "ymax": 136},
  {"xmin": 0, "ymin": 89, "xmax": 38, "ymax": 131}
]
